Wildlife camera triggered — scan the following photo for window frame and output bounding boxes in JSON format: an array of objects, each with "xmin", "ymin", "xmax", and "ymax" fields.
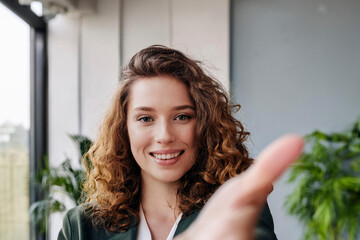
[{"xmin": 1, "ymin": 1, "xmax": 47, "ymax": 240}]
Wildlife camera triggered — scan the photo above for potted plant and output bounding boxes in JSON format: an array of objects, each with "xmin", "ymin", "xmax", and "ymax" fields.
[
  {"xmin": 285, "ymin": 118, "xmax": 360, "ymax": 240},
  {"xmin": 30, "ymin": 135, "xmax": 92, "ymax": 233}
]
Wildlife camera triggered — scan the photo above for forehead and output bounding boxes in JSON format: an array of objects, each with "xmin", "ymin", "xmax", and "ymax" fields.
[{"xmin": 128, "ymin": 75, "xmax": 194, "ymax": 109}]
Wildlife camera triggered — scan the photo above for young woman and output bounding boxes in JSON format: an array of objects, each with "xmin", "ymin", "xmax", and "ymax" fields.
[{"xmin": 58, "ymin": 45, "xmax": 303, "ymax": 240}]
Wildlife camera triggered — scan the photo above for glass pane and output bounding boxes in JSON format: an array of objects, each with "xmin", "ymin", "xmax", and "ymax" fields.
[{"xmin": 0, "ymin": 3, "xmax": 30, "ymax": 240}]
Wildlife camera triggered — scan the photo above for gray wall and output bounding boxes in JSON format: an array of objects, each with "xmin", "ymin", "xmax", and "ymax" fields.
[{"xmin": 231, "ymin": 0, "xmax": 360, "ymax": 239}]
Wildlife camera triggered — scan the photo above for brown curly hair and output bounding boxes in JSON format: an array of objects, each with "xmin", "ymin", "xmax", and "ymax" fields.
[{"xmin": 82, "ymin": 45, "xmax": 253, "ymax": 232}]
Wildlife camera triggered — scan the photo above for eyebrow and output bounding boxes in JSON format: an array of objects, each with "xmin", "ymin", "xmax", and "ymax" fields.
[{"xmin": 134, "ymin": 105, "xmax": 195, "ymax": 111}]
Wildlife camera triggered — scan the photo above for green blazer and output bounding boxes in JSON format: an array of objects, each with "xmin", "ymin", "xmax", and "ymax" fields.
[{"xmin": 58, "ymin": 203, "xmax": 277, "ymax": 240}]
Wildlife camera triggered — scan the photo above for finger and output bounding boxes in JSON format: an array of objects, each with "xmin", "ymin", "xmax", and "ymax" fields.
[
  {"xmin": 251, "ymin": 134, "xmax": 304, "ymax": 185},
  {"xmin": 234, "ymin": 134, "xmax": 304, "ymax": 204}
]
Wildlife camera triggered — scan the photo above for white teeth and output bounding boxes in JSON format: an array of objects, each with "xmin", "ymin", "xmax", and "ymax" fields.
[{"xmin": 153, "ymin": 151, "xmax": 181, "ymax": 160}]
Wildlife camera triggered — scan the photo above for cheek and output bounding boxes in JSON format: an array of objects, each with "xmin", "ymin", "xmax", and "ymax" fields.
[
  {"xmin": 127, "ymin": 123, "xmax": 148, "ymax": 153},
  {"xmin": 181, "ymin": 123, "xmax": 197, "ymax": 148}
]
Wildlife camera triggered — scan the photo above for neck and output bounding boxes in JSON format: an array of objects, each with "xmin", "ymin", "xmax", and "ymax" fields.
[{"xmin": 140, "ymin": 173, "xmax": 181, "ymax": 216}]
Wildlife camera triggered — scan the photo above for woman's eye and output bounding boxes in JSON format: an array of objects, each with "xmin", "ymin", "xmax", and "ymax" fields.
[
  {"xmin": 138, "ymin": 116, "xmax": 153, "ymax": 122},
  {"xmin": 175, "ymin": 114, "xmax": 192, "ymax": 121}
]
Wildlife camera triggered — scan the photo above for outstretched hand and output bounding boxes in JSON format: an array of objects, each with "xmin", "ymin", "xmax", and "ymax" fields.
[{"xmin": 176, "ymin": 134, "xmax": 304, "ymax": 240}]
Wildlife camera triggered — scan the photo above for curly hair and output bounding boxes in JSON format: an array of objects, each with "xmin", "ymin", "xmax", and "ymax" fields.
[{"xmin": 82, "ymin": 45, "xmax": 253, "ymax": 232}]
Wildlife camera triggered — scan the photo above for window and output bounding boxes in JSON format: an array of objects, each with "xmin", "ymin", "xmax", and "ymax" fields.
[
  {"xmin": 0, "ymin": 1, "xmax": 47, "ymax": 239},
  {"xmin": 0, "ymin": 4, "xmax": 30, "ymax": 239}
]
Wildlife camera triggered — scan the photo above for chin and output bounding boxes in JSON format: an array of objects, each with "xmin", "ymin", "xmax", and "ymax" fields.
[{"xmin": 156, "ymin": 172, "xmax": 186, "ymax": 184}]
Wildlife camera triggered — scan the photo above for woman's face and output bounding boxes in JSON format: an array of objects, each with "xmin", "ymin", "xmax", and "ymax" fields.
[{"xmin": 127, "ymin": 75, "xmax": 198, "ymax": 185}]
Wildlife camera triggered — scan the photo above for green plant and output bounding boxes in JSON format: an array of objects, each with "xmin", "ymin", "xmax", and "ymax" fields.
[
  {"xmin": 30, "ymin": 135, "xmax": 92, "ymax": 233},
  {"xmin": 285, "ymin": 118, "xmax": 360, "ymax": 240}
]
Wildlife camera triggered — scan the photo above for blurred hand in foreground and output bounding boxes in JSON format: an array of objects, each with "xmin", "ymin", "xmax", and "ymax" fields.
[{"xmin": 176, "ymin": 134, "xmax": 304, "ymax": 240}]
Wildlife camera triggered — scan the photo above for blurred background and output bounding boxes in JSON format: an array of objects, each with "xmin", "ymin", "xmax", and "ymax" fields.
[{"xmin": 0, "ymin": 0, "xmax": 359, "ymax": 239}]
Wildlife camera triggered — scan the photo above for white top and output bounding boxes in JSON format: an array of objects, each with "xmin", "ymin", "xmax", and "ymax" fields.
[{"xmin": 137, "ymin": 205, "xmax": 183, "ymax": 240}]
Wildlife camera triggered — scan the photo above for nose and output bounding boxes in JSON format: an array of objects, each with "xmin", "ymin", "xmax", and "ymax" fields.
[{"xmin": 155, "ymin": 120, "xmax": 175, "ymax": 144}]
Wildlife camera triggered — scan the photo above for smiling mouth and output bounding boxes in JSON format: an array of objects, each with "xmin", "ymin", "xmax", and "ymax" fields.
[{"xmin": 150, "ymin": 150, "xmax": 184, "ymax": 160}]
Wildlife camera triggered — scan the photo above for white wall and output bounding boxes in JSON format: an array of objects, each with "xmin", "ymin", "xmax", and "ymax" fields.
[
  {"xmin": 48, "ymin": 0, "xmax": 229, "ymax": 238},
  {"xmin": 231, "ymin": 0, "xmax": 360, "ymax": 239},
  {"xmin": 122, "ymin": 0, "xmax": 230, "ymax": 90},
  {"xmin": 48, "ymin": 1, "xmax": 121, "ymax": 238},
  {"xmin": 48, "ymin": 0, "xmax": 121, "ymax": 165}
]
